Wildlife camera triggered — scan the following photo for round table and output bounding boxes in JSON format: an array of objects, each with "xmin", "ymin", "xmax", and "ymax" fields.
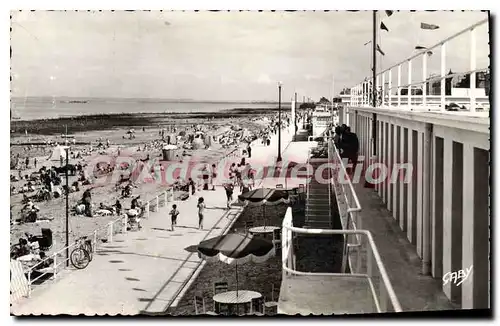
[
  {"xmin": 213, "ymin": 290, "xmax": 262, "ymax": 315},
  {"xmin": 248, "ymin": 226, "xmax": 280, "ymax": 235}
]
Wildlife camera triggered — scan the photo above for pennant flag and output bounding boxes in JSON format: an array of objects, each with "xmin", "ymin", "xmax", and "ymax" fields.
[
  {"xmin": 421, "ymin": 22, "xmax": 440, "ymax": 30},
  {"xmin": 415, "ymin": 46, "xmax": 433, "ymax": 56},
  {"xmin": 380, "ymin": 22, "xmax": 389, "ymax": 32},
  {"xmin": 376, "ymin": 44, "xmax": 385, "ymax": 56},
  {"xmin": 385, "ymin": 10, "xmax": 394, "ymax": 17}
]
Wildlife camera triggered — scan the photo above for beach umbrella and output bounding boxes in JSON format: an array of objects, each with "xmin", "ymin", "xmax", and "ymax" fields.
[
  {"xmin": 238, "ymin": 188, "xmax": 290, "ymax": 227},
  {"xmin": 238, "ymin": 188, "xmax": 289, "ymax": 206},
  {"xmin": 197, "ymin": 233, "xmax": 274, "ymax": 299}
]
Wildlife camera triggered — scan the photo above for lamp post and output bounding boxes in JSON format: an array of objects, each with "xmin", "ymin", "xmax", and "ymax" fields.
[
  {"xmin": 277, "ymin": 82, "xmax": 282, "ymax": 162},
  {"xmin": 65, "ymin": 148, "xmax": 69, "ymax": 266}
]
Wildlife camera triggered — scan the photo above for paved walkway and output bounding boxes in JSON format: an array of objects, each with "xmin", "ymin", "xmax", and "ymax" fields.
[
  {"xmin": 11, "ymin": 186, "xmax": 244, "ymax": 315},
  {"xmin": 353, "ymin": 183, "xmax": 457, "ymax": 311}
]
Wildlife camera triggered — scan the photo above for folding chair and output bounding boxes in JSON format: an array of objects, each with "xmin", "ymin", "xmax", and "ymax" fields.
[
  {"xmin": 264, "ymin": 284, "xmax": 278, "ymax": 312},
  {"xmin": 194, "ymin": 294, "xmax": 217, "ymax": 315},
  {"xmin": 213, "ymin": 281, "xmax": 228, "ymax": 296},
  {"xmin": 245, "ymin": 221, "xmax": 254, "ymax": 232},
  {"xmin": 249, "ymin": 296, "xmax": 265, "ymax": 315},
  {"xmin": 273, "ymin": 228, "xmax": 282, "ymax": 251}
]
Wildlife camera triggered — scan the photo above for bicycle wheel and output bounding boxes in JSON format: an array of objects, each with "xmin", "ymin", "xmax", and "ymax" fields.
[{"xmin": 70, "ymin": 248, "xmax": 90, "ymax": 269}]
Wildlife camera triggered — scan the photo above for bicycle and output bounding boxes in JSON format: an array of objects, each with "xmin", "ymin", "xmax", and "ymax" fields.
[{"xmin": 70, "ymin": 236, "xmax": 93, "ymax": 269}]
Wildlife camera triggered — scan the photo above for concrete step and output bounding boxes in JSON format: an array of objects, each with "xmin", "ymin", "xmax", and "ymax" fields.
[
  {"xmin": 304, "ymin": 221, "xmax": 332, "ymax": 229},
  {"xmin": 306, "ymin": 202, "xmax": 330, "ymax": 208}
]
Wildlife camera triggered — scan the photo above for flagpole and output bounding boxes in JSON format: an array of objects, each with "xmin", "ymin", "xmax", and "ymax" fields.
[{"xmin": 372, "ymin": 10, "xmax": 378, "ymax": 156}]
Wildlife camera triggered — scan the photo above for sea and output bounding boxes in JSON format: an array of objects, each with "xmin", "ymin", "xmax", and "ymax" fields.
[{"xmin": 10, "ymin": 97, "xmax": 289, "ymax": 121}]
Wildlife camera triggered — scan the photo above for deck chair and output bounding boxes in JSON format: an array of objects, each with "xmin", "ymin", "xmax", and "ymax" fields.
[
  {"xmin": 39, "ymin": 228, "xmax": 53, "ymax": 251},
  {"xmin": 194, "ymin": 294, "xmax": 217, "ymax": 315}
]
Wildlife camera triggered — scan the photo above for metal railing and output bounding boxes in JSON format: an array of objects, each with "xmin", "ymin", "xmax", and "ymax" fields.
[
  {"xmin": 281, "ymin": 208, "xmax": 402, "ymax": 313},
  {"xmin": 327, "ymin": 131, "xmax": 363, "ymax": 273},
  {"xmin": 350, "ymin": 18, "xmax": 489, "ymax": 113},
  {"xmin": 11, "ymin": 186, "xmax": 176, "ymax": 302}
]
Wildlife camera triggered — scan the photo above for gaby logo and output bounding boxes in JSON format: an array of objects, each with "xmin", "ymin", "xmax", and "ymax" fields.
[{"xmin": 442, "ymin": 265, "xmax": 473, "ymax": 287}]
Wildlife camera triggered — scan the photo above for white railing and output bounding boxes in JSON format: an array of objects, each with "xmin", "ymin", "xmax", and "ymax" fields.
[
  {"xmin": 351, "ymin": 18, "xmax": 489, "ymax": 113},
  {"xmin": 327, "ymin": 131, "xmax": 363, "ymax": 273},
  {"xmin": 281, "ymin": 208, "xmax": 402, "ymax": 313},
  {"xmin": 12, "ymin": 186, "xmax": 176, "ymax": 302}
]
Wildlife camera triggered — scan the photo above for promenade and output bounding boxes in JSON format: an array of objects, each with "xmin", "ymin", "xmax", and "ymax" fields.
[{"xmin": 11, "ymin": 185, "xmax": 244, "ymax": 315}]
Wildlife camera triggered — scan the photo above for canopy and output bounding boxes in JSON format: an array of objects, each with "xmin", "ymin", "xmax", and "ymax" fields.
[
  {"xmin": 238, "ymin": 188, "xmax": 290, "ymax": 206},
  {"xmin": 197, "ymin": 233, "xmax": 274, "ymax": 264},
  {"xmin": 197, "ymin": 233, "xmax": 275, "ymax": 298},
  {"xmin": 47, "ymin": 145, "xmax": 70, "ymax": 161},
  {"xmin": 163, "ymin": 144, "xmax": 178, "ymax": 150}
]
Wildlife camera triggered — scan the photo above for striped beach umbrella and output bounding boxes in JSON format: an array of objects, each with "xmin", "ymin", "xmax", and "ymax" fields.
[{"xmin": 197, "ymin": 233, "xmax": 275, "ymax": 298}]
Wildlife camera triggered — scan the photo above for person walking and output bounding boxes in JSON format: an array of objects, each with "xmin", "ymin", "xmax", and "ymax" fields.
[
  {"xmin": 210, "ymin": 164, "xmax": 217, "ymax": 191},
  {"xmin": 197, "ymin": 197, "xmax": 205, "ymax": 230},
  {"xmin": 188, "ymin": 178, "xmax": 196, "ymax": 195},
  {"xmin": 169, "ymin": 204, "xmax": 179, "ymax": 231},
  {"xmin": 224, "ymin": 183, "xmax": 234, "ymax": 209}
]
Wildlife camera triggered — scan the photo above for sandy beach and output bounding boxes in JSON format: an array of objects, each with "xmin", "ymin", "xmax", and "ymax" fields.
[{"xmin": 10, "ymin": 108, "xmax": 289, "ymax": 252}]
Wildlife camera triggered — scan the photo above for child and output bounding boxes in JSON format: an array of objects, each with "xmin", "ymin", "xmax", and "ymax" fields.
[
  {"xmin": 169, "ymin": 204, "xmax": 179, "ymax": 231},
  {"xmin": 224, "ymin": 183, "xmax": 234, "ymax": 209},
  {"xmin": 197, "ymin": 197, "xmax": 205, "ymax": 230}
]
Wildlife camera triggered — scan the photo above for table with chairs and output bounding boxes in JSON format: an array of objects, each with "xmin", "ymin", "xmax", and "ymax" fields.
[{"xmin": 213, "ymin": 290, "xmax": 263, "ymax": 315}]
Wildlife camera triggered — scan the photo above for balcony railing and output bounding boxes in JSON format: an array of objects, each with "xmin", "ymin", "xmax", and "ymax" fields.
[
  {"xmin": 281, "ymin": 208, "xmax": 402, "ymax": 313},
  {"xmin": 327, "ymin": 135, "xmax": 363, "ymax": 273},
  {"xmin": 11, "ymin": 187, "xmax": 175, "ymax": 304},
  {"xmin": 350, "ymin": 18, "xmax": 489, "ymax": 113}
]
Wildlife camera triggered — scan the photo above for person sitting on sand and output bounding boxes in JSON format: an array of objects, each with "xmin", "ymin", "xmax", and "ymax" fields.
[
  {"xmin": 114, "ymin": 199, "xmax": 122, "ymax": 216},
  {"xmin": 131, "ymin": 196, "xmax": 141, "ymax": 210}
]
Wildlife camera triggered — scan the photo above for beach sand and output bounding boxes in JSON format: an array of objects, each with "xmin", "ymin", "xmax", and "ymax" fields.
[{"xmin": 10, "ymin": 109, "xmax": 281, "ymax": 252}]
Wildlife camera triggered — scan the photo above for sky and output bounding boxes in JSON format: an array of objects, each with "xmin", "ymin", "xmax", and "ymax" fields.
[{"xmin": 10, "ymin": 10, "xmax": 489, "ymax": 101}]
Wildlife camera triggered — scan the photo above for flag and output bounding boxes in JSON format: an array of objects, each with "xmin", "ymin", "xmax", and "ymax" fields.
[
  {"xmin": 385, "ymin": 10, "xmax": 394, "ymax": 17},
  {"xmin": 421, "ymin": 22, "xmax": 440, "ymax": 30},
  {"xmin": 376, "ymin": 44, "xmax": 385, "ymax": 56},
  {"xmin": 415, "ymin": 46, "xmax": 433, "ymax": 56},
  {"xmin": 380, "ymin": 22, "xmax": 389, "ymax": 32}
]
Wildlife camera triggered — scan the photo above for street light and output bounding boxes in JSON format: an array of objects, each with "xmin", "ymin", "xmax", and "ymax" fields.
[{"xmin": 277, "ymin": 82, "xmax": 282, "ymax": 162}]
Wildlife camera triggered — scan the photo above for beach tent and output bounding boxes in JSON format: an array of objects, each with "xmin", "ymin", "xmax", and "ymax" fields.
[
  {"xmin": 47, "ymin": 145, "xmax": 70, "ymax": 161},
  {"xmin": 192, "ymin": 138, "xmax": 205, "ymax": 150}
]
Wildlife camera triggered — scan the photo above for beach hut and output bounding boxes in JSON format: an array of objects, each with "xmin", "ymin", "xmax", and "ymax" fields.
[
  {"xmin": 47, "ymin": 145, "xmax": 70, "ymax": 161},
  {"xmin": 162, "ymin": 144, "xmax": 178, "ymax": 161}
]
